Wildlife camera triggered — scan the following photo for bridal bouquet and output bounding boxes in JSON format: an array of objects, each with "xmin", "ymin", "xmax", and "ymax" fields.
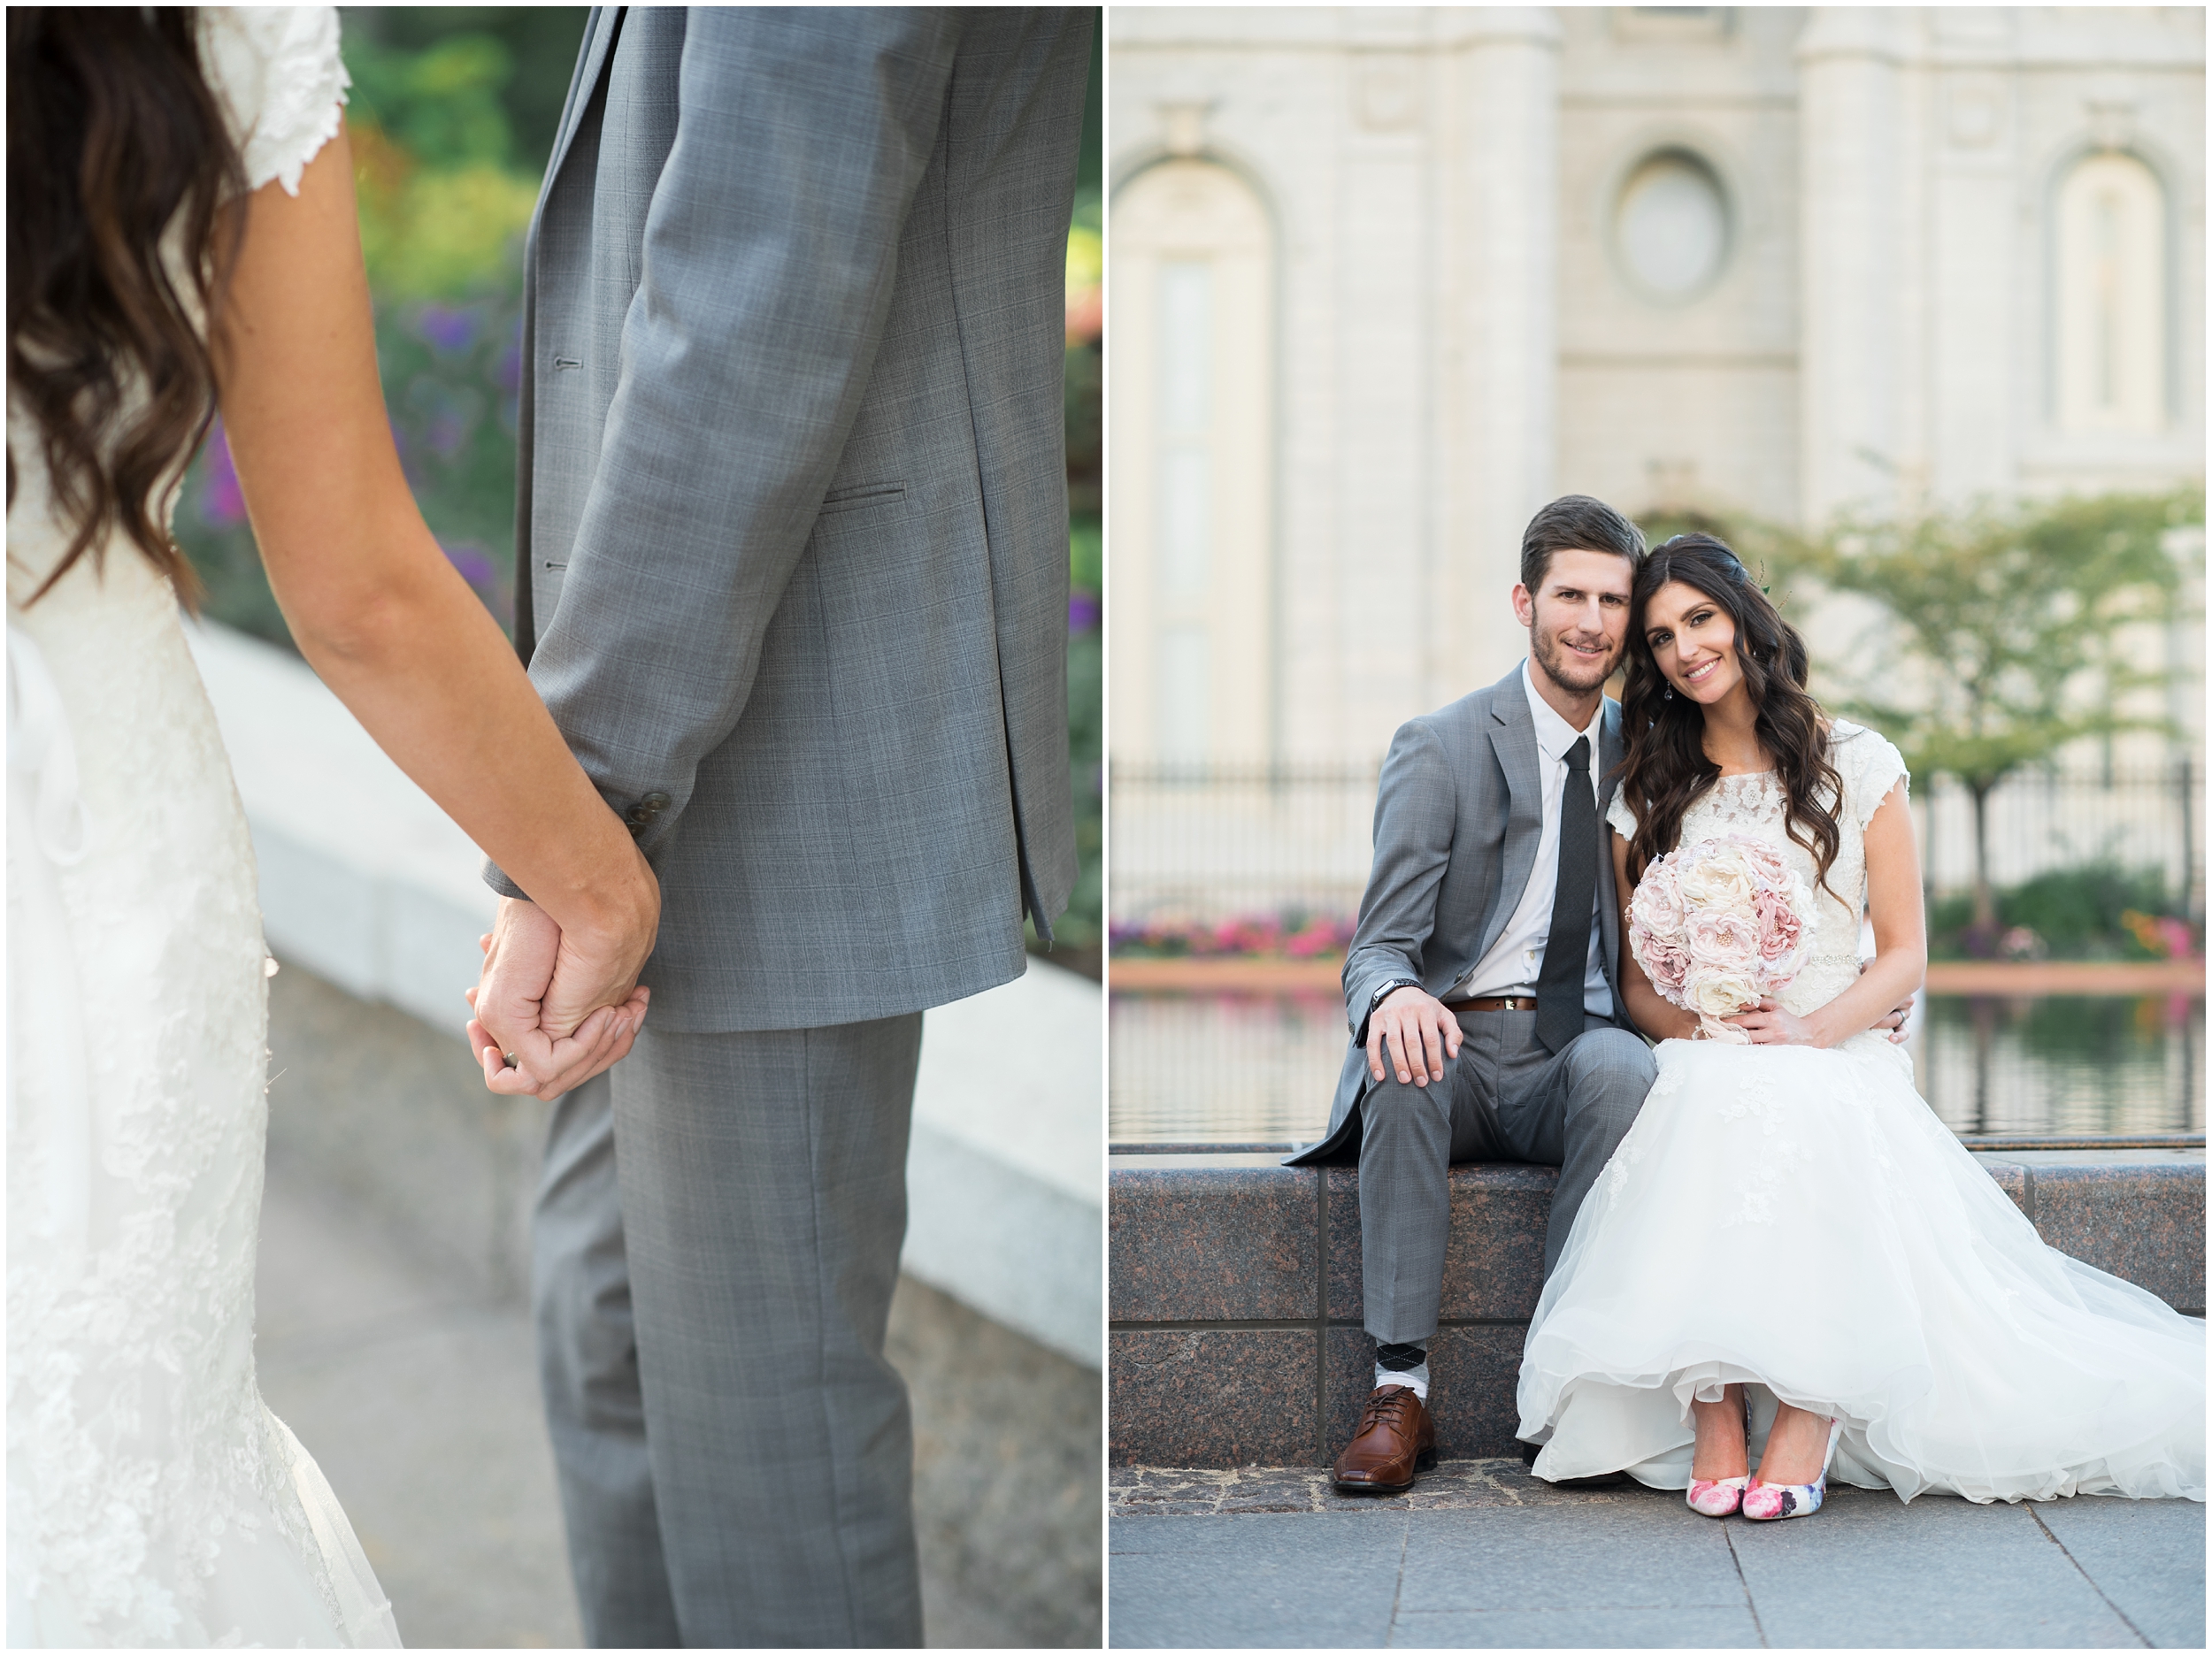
[{"xmin": 1626, "ymin": 834, "xmax": 1816, "ymax": 1043}]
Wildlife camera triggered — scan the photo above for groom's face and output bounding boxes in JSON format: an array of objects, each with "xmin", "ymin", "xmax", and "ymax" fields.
[{"xmin": 1515, "ymin": 548, "xmax": 1633, "ymax": 695}]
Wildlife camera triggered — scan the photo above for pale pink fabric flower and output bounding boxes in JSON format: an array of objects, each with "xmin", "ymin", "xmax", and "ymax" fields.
[{"xmin": 1627, "ymin": 833, "xmax": 1818, "ymax": 1042}]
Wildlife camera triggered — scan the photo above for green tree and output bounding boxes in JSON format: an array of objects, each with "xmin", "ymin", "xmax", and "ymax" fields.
[{"xmin": 1793, "ymin": 491, "xmax": 2200, "ymax": 931}]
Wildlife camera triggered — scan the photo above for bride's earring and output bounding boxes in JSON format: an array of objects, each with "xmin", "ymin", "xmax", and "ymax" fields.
[{"xmin": 1664, "ymin": 685, "xmax": 1675, "ymax": 701}]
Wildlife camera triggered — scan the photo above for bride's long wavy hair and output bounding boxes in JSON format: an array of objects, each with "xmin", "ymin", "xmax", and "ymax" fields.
[
  {"xmin": 8, "ymin": 7, "xmax": 246, "ymax": 607},
  {"xmin": 1617, "ymin": 533, "xmax": 1844, "ymax": 896}
]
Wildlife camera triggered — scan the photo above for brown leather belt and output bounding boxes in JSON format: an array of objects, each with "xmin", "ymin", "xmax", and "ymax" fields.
[{"xmin": 1443, "ymin": 994, "xmax": 1538, "ymax": 1013}]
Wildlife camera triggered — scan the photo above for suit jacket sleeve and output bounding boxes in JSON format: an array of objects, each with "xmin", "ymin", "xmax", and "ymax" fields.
[
  {"xmin": 488, "ymin": 8, "xmax": 961, "ymax": 895},
  {"xmin": 1341, "ymin": 719, "xmax": 1456, "ymax": 1046}
]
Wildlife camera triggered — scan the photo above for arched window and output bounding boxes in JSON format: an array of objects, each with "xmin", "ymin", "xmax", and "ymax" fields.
[
  {"xmin": 2055, "ymin": 152, "xmax": 2167, "ymax": 434},
  {"xmin": 1109, "ymin": 158, "xmax": 1274, "ymax": 765}
]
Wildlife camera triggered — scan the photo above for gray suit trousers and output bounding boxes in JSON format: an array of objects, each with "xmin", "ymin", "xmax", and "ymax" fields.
[
  {"xmin": 533, "ymin": 1016, "xmax": 926, "ymax": 1647},
  {"xmin": 1358, "ymin": 1011, "xmax": 1655, "ymax": 1345}
]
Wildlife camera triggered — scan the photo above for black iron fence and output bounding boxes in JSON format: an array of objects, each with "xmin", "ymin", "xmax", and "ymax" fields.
[{"xmin": 1109, "ymin": 758, "xmax": 2205, "ymax": 928}]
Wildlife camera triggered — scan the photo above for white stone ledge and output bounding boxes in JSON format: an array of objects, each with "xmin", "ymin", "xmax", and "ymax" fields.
[{"xmin": 188, "ymin": 620, "xmax": 1102, "ymax": 1368}]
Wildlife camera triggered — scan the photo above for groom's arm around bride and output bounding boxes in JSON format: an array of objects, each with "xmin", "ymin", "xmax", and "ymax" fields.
[{"xmin": 464, "ymin": 8, "xmax": 1091, "ymax": 1644}]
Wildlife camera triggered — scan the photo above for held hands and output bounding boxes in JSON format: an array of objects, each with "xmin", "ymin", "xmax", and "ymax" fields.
[
  {"xmin": 1367, "ymin": 985, "xmax": 1463, "ymax": 1087},
  {"xmin": 465, "ymin": 893, "xmax": 653, "ymax": 1100}
]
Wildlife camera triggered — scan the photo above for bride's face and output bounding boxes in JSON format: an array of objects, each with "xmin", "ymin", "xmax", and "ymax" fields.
[{"xmin": 1641, "ymin": 579, "xmax": 1745, "ymax": 708}]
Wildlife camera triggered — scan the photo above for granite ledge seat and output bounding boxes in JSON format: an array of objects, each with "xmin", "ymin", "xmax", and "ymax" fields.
[{"xmin": 1108, "ymin": 1148, "xmax": 2204, "ymax": 1468}]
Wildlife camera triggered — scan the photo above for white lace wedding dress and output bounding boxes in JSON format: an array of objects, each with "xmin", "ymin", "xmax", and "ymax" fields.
[
  {"xmin": 1518, "ymin": 721, "xmax": 2205, "ymax": 1503},
  {"xmin": 8, "ymin": 10, "xmax": 401, "ymax": 1644}
]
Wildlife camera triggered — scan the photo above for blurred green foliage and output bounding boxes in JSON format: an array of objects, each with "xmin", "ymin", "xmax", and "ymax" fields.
[
  {"xmin": 174, "ymin": 7, "xmax": 1106, "ymax": 960},
  {"xmin": 1790, "ymin": 492, "xmax": 2199, "ymax": 807},
  {"xmin": 1927, "ymin": 863, "xmax": 2193, "ymax": 961}
]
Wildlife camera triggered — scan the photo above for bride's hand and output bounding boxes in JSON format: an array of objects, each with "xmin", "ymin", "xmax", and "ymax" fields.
[
  {"xmin": 466, "ymin": 890, "xmax": 656, "ymax": 1099},
  {"xmin": 1723, "ymin": 997, "xmax": 1819, "ymax": 1046}
]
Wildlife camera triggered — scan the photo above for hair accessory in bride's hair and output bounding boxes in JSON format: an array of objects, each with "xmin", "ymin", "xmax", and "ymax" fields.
[{"xmin": 1627, "ymin": 833, "xmax": 1817, "ymax": 1043}]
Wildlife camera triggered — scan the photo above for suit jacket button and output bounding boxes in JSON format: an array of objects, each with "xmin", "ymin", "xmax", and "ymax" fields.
[{"xmin": 639, "ymin": 792, "xmax": 671, "ymax": 816}]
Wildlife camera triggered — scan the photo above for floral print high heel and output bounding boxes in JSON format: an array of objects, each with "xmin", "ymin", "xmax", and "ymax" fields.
[
  {"xmin": 1743, "ymin": 1415, "xmax": 1845, "ymax": 1521},
  {"xmin": 1686, "ymin": 1474, "xmax": 1749, "ymax": 1517},
  {"xmin": 1686, "ymin": 1386, "xmax": 1754, "ymax": 1517}
]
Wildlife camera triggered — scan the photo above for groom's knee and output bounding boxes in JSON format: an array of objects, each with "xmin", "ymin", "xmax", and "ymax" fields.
[
  {"xmin": 1359, "ymin": 1067, "xmax": 1455, "ymax": 1146},
  {"xmin": 1563, "ymin": 1029, "xmax": 1656, "ymax": 1140}
]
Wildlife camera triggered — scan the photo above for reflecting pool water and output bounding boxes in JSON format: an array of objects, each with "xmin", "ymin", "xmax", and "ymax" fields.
[{"xmin": 1108, "ymin": 992, "xmax": 2206, "ymax": 1146}]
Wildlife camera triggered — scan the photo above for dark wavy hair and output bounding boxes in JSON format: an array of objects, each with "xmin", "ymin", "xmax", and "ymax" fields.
[
  {"xmin": 8, "ymin": 7, "xmax": 246, "ymax": 607},
  {"xmin": 1617, "ymin": 533, "xmax": 1845, "ymax": 896}
]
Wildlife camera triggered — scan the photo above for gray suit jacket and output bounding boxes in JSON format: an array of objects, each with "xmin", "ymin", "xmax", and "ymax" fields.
[
  {"xmin": 1286, "ymin": 665, "xmax": 1641, "ymax": 1165},
  {"xmin": 490, "ymin": 7, "xmax": 1089, "ymax": 1033}
]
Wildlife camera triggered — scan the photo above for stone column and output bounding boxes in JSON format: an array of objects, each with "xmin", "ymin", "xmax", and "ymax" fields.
[
  {"xmin": 1797, "ymin": 7, "xmax": 1916, "ymax": 527},
  {"xmin": 1439, "ymin": 7, "xmax": 1562, "ymax": 683},
  {"xmin": 1924, "ymin": 8, "xmax": 2020, "ymax": 503}
]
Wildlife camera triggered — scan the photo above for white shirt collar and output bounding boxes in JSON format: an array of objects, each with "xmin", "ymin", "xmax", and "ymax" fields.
[{"xmin": 1520, "ymin": 658, "xmax": 1604, "ymax": 764}]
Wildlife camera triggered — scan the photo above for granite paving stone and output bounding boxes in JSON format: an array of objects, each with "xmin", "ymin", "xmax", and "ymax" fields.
[
  {"xmin": 1395, "ymin": 1498, "xmax": 1747, "ymax": 1614},
  {"xmin": 1110, "ymin": 1165, "xmax": 1318, "ymax": 1322},
  {"xmin": 2032, "ymin": 1497, "xmax": 2208, "ymax": 1649},
  {"xmin": 1729, "ymin": 1487, "xmax": 2141, "ymax": 1648},
  {"xmin": 1386, "ymin": 1605, "xmax": 1764, "ymax": 1648},
  {"xmin": 260, "ymin": 1164, "xmax": 1099, "ymax": 1649},
  {"xmin": 1110, "ymin": 1329, "xmax": 1321, "ymax": 1466},
  {"xmin": 1115, "ymin": 1459, "xmax": 1601, "ymax": 1516},
  {"xmin": 1107, "ymin": 1463, "xmax": 2205, "ymax": 1649},
  {"xmin": 1108, "ymin": 1512, "xmax": 1406, "ymax": 1648}
]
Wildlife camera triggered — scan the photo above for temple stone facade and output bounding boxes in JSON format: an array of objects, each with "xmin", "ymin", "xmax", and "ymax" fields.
[{"xmin": 1108, "ymin": 7, "xmax": 2206, "ymax": 771}]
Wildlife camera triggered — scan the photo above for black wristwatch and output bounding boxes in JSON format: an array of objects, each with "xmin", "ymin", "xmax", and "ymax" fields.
[{"xmin": 1368, "ymin": 977, "xmax": 1422, "ymax": 1011}]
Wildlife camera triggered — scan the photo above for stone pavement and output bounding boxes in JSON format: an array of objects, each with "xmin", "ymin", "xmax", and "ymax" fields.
[
  {"xmin": 1108, "ymin": 1461, "xmax": 2205, "ymax": 1648},
  {"xmin": 256, "ymin": 1156, "xmax": 1101, "ymax": 1647}
]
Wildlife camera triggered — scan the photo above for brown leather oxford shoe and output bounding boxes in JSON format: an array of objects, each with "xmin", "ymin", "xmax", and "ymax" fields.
[{"xmin": 1331, "ymin": 1383, "xmax": 1437, "ymax": 1494}]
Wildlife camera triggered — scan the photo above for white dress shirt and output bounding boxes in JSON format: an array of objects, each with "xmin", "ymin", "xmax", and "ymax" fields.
[{"xmin": 1447, "ymin": 661, "xmax": 1614, "ymax": 1016}]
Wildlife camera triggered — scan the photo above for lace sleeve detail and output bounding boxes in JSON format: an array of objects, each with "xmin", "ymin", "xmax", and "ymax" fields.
[
  {"xmin": 199, "ymin": 9, "xmax": 349, "ymax": 198},
  {"xmin": 1831, "ymin": 721, "xmax": 1909, "ymax": 830},
  {"xmin": 1604, "ymin": 789, "xmax": 1639, "ymax": 840}
]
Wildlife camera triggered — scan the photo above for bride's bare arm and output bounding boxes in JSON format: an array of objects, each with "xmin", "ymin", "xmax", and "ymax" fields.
[
  {"xmin": 1731, "ymin": 781, "xmax": 1926, "ymax": 1047},
  {"xmin": 209, "ymin": 132, "xmax": 657, "ymax": 1040},
  {"xmin": 1613, "ymin": 830, "xmax": 1701, "ymax": 1041}
]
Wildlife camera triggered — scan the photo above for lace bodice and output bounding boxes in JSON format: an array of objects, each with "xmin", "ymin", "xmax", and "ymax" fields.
[
  {"xmin": 1607, "ymin": 721, "xmax": 1910, "ymax": 1029},
  {"xmin": 7, "ymin": 11, "xmax": 391, "ymax": 1646}
]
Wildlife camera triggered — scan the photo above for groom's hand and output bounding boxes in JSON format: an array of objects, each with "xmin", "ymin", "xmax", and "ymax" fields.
[
  {"xmin": 1369, "ymin": 985, "xmax": 1463, "ymax": 1088},
  {"xmin": 466, "ymin": 897, "xmax": 649, "ymax": 1100}
]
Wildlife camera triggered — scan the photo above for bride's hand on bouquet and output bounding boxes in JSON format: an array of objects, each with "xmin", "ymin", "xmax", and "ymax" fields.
[
  {"xmin": 465, "ymin": 877, "xmax": 657, "ymax": 1099},
  {"xmin": 1722, "ymin": 997, "xmax": 1819, "ymax": 1046}
]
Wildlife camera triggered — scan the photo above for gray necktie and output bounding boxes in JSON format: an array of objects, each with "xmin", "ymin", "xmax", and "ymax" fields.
[{"xmin": 1535, "ymin": 736, "xmax": 1595, "ymax": 1055}]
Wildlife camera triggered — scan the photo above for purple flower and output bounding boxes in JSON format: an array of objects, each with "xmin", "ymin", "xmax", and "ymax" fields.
[
  {"xmin": 200, "ymin": 419, "xmax": 245, "ymax": 528},
  {"xmin": 418, "ymin": 303, "xmax": 480, "ymax": 356},
  {"xmin": 444, "ymin": 540, "xmax": 496, "ymax": 588},
  {"xmin": 426, "ymin": 408, "xmax": 470, "ymax": 459},
  {"xmin": 1068, "ymin": 590, "xmax": 1100, "ymax": 632}
]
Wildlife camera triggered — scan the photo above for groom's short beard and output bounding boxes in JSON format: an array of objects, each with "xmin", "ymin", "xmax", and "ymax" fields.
[{"xmin": 1532, "ymin": 624, "xmax": 1618, "ymax": 695}]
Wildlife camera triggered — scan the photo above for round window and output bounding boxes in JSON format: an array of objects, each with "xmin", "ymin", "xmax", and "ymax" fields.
[{"xmin": 1614, "ymin": 149, "xmax": 1730, "ymax": 301}]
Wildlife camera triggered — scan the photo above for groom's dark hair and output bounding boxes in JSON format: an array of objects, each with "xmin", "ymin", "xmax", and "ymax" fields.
[{"xmin": 1519, "ymin": 495, "xmax": 1647, "ymax": 593}]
